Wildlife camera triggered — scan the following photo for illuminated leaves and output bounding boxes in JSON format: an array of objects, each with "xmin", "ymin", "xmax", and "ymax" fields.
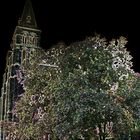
[{"xmin": 4, "ymin": 36, "xmax": 140, "ymax": 140}]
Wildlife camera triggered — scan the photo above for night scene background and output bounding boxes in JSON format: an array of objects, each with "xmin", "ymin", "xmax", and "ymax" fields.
[{"xmin": 0, "ymin": 0, "xmax": 140, "ymax": 95}]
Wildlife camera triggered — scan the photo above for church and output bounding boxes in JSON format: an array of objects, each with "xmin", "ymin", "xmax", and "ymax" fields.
[
  {"xmin": 0, "ymin": 0, "xmax": 41, "ymax": 139},
  {"xmin": 1, "ymin": 0, "xmax": 140, "ymax": 140}
]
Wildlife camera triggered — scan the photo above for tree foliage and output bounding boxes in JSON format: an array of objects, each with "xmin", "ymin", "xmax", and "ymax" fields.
[{"xmin": 2, "ymin": 36, "xmax": 140, "ymax": 140}]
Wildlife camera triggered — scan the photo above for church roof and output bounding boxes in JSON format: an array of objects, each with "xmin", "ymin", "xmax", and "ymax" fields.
[{"xmin": 18, "ymin": 0, "xmax": 37, "ymax": 29}]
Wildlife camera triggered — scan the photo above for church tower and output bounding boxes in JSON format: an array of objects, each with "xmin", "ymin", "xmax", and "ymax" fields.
[{"xmin": 0, "ymin": 0, "xmax": 41, "ymax": 139}]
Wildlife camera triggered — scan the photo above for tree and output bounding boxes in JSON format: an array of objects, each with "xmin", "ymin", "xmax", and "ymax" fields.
[
  {"xmin": 48, "ymin": 36, "xmax": 139, "ymax": 140},
  {"xmin": 2, "ymin": 36, "xmax": 140, "ymax": 140}
]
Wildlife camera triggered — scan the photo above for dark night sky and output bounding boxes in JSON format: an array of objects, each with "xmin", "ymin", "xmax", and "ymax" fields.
[{"xmin": 0, "ymin": 0, "xmax": 140, "ymax": 90}]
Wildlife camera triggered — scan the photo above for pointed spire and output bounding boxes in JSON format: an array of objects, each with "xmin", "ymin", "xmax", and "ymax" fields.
[{"xmin": 18, "ymin": 0, "xmax": 37, "ymax": 28}]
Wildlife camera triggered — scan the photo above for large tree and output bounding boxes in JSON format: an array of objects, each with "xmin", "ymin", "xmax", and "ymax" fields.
[{"xmin": 2, "ymin": 36, "xmax": 140, "ymax": 140}]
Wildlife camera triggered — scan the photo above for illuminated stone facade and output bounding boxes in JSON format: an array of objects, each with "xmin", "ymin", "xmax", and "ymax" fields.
[{"xmin": 0, "ymin": 0, "xmax": 41, "ymax": 139}]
